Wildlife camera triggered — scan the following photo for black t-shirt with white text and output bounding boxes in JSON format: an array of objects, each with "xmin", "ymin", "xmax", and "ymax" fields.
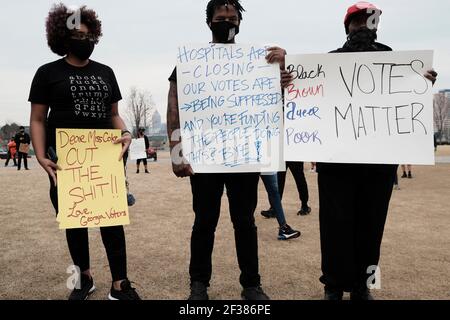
[{"xmin": 28, "ymin": 58, "xmax": 122, "ymax": 149}]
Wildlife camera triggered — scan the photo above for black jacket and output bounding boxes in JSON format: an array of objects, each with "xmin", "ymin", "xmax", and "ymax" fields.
[{"xmin": 14, "ymin": 132, "xmax": 31, "ymax": 152}]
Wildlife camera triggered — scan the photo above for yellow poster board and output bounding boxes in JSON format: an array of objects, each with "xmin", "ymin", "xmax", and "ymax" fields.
[{"xmin": 56, "ymin": 129, "xmax": 130, "ymax": 229}]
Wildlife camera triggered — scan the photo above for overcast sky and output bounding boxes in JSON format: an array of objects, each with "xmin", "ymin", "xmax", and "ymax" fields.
[{"xmin": 1, "ymin": 0, "xmax": 449, "ymax": 127}]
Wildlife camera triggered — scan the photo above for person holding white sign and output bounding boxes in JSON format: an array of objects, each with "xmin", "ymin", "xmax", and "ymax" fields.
[
  {"xmin": 167, "ymin": 0, "xmax": 280, "ymax": 301},
  {"xmin": 312, "ymin": 2, "xmax": 438, "ymax": 300},
  {"xmin": 136, "ymin": 128, "xmax": 150, "ymax": 174}
]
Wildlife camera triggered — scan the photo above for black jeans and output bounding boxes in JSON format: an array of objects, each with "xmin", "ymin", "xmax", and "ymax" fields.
[
  {"xmin": 318, "ymin": 165, "xmax": 397, "ymax": 292},
  {"xmin": 49, "ymin": 177, "xmax": 127, "ymax": 281},
  {"xmin": 189, "ymin": 173, "xmax": 260, "ymax": 288},
  {"xmin": 137, "ymin": 158, "xmax": 147, "ymax": 166},
  {"xmin": 17, "ymin": 152, "xmax": 28, "ymax": 170},
  {"xmin": 277, "ymin": 162, "xmax": 309, "ymax": 208}
]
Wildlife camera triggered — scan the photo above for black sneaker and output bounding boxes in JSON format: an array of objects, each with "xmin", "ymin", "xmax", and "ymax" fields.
[
  {"xmin": 188, "ymin": 282, "xmax": 209, "ymax": 300},
  {"xmin": 298, "ymin": 206, "xmax": 311, "ymax": 216},
  {"xmin": 68, "ymin": 273, "xmax": 95, "ymax": 300},
  {"xmin": 108, "ymin": 279, "xmax": 141, "ymax": 300},
  {"xmin": 241, "ymin": 286, "xmax": 270, "ymax": 300},
  {"xmin": 408, "ymin": 172, "xmax": 413, "ymax": 179},
  {"xmin": 136, "ymin": 170, "xmax": 140, "ymax": 174},
  {"xmin": 324, "ymin": 287, "xmax": 343, "ymax": 300},
  {"xmin": 350, "ymin": 287, "xmax": 374, "ymax": 300},
  {"xmin": 261, "ymin": 209, "xmax": 276, "ymax": 219},
  {"xmin": 401, "ymin": 172, "xmax": 408, "ymax": 178},
  {"xmin": 278, "ymin": 225, "xmax": 301, "ymax": 240},
  {"xmin": 145, "ymin": 170, "xmax": 150, "ymax": 174}
]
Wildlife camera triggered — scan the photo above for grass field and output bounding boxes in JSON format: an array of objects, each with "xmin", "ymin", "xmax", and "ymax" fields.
[{"xmin": 0, "ymin": 147, "xmax": 449, "ymax": 300}]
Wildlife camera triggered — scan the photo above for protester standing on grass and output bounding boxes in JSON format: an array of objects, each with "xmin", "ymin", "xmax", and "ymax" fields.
[
  {"xmin": 136, "ymin": 127, "xmax": 150, "ymax": 174},
  {"xmin": 167, "ymin": 0, "xmax": 290, "ymax": 301},
  {"xmin": 29, "ymin": 4, "xmax": 140, "ymax": 300},
  {"xmin": 4, "ymin": 137, "xmax": 17, "ymax": 167},
  {"xmin": 314, "ymin": 2, "xmax": 437, "ymax": 300},
  {"xmin": 268, "ymin": 1, "xmax": 437, "ymax": 301},
  {"xmin": 14, "ymin": 126, "xmax": 31, "ymax": 171}
]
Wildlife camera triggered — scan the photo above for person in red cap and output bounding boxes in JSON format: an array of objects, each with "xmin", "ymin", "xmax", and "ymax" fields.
[
  {"xmin": 314, "ymin": 2, "xmax": 438, "ymax": 300},
  {"xmin": 266, "ymin": 1, "xmax": 438, "ymax": 300}
]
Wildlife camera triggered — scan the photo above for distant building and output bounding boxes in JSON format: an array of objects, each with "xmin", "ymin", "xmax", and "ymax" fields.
[
  {"xmin": 160, "ymin": 123, "xmax": 167, "ymax": 134},
  {"xmin": 151, "ymin": 110, "xmax": 162, "ymax": 134},
  {"xmin": 145, "ymin": 110, "xmax": 168, "ymax": 148}
]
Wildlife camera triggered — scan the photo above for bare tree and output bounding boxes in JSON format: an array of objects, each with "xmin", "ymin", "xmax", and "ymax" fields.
[
  {"xmin": 125, "ymin": 87, "xmax": 155, "ymax": 137},
  {"xmin": 433, "ymin": 92, "xmax": 450, "ymax": 142}
]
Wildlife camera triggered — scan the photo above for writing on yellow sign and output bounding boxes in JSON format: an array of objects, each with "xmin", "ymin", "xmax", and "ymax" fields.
[{"xmin": 56, "ymin": 129, "xmax": 129, "ymax": 229}]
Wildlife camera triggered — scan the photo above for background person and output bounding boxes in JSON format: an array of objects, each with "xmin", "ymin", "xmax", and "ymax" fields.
[
  {"xmin": 14, "ymin": 126, "xmax": 31, "ymax": 171},
  {"xmin": 136, "ymin": 128, "xmax": 150, "ymax": 174},
  {"xmin": 5, "ymin": 137, "xmax": 17, "ymax": 167}
]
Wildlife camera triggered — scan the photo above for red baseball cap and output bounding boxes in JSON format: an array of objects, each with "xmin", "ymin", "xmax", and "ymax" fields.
[{"xmin": 344, "ymin": 2, "xmax": 382, "ymax": 34}]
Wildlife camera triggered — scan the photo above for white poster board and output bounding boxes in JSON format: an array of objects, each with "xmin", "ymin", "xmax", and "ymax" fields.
[
  {"xmin": 284, "ymin": 50, "xmax": 434, "ymax": 165},
  {"xmin": 129, "ymin": 138, "xmax": 146, "ymax": 160},
  {"xmin": 176, "ymin": 43, "xmax": 285, "ymax": 173}
]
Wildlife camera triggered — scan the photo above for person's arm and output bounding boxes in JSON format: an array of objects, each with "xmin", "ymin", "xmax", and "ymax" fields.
[
  {"xmin": 167, "ymin": 80, "xmax": 193, "ymax": 177},
  {"xmin": 14, "ymin": 134, "xmax": 19, "ymax": 148},
  {"xmin": 111, "ymin": 102, "xmax": 132, "ymax": 161},
  {"xmin": 145, "ymin": 135, "xmax": 150, "ymax": 150},
  {"xmin": 30, "ymin": 103, "xmax": 60, "ymax": 186},
  {"xmin": 266, "ymin": 46, "xmax": 293, "ymax": 88},
  {"xmin": 425, "ymin": 70, "xmax": 438, "ymax": 85}
]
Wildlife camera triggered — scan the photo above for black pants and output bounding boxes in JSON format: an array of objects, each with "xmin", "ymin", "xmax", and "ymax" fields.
[
  {"xmin": 5, "ymin": 152, "xmax": 17, "ymax": 166},
  {"xmin": 318, "ymin": 165, "xmax": 396, "ymax": 292},
  {"xmin": 277, "ymin": 162, "xmax": 309, "ymax": 208},
  {"xmin": 189, "ymin": 173, "xmax": 260, "ymax": 288},
  {"xmin": 49, "ymin": 177, "xmax": 127, "ymax": 281},
  {"xmin": 17, "ymin": 152, "xmax": 28, "ymax": 170},
  {"xmin": 137, "ymin": 158, "xmax": 147, "ymax": 166}
]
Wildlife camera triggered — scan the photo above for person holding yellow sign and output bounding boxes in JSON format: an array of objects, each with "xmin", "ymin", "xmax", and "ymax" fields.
[{"xmin": 29, "ymin": 4, "xmax": 140, "ymax": 300}]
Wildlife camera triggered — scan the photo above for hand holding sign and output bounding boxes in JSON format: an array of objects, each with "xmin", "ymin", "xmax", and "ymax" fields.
[
  {"xmin": 39, "ymin": 157, "xmax": 61, "ymax": 187},
  {"xmin": 424, "ymin": 69, "xmax": 438, "ymax": 84},
  {"xmin": 114, "ymin": 132, "xmax": 132, "ymax": 161},
  {"xmin": 266, "ymin": 46, "xmax": 287, "ymax": 69}
]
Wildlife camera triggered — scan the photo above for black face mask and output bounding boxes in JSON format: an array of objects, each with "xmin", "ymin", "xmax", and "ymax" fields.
[
  {"xmin": 345, "ymin": 27, "xmax": 378, "ymax": 52},
  {"xmin": 210, "ymin": 21, "xmax": 239, "ymax": 43},
  {"xmin": 68, "ymin": 38, "xmax": 95, "ymax": 60}
]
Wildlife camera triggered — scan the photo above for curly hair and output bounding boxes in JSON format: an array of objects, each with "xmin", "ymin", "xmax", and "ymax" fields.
[
  {"xmin": 206, "ymin": 0, "xmax": 245, "ymax": 24},
  {"xmin": 46, "ymin": 3, "xmax": 102, "ymax": 56}
]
